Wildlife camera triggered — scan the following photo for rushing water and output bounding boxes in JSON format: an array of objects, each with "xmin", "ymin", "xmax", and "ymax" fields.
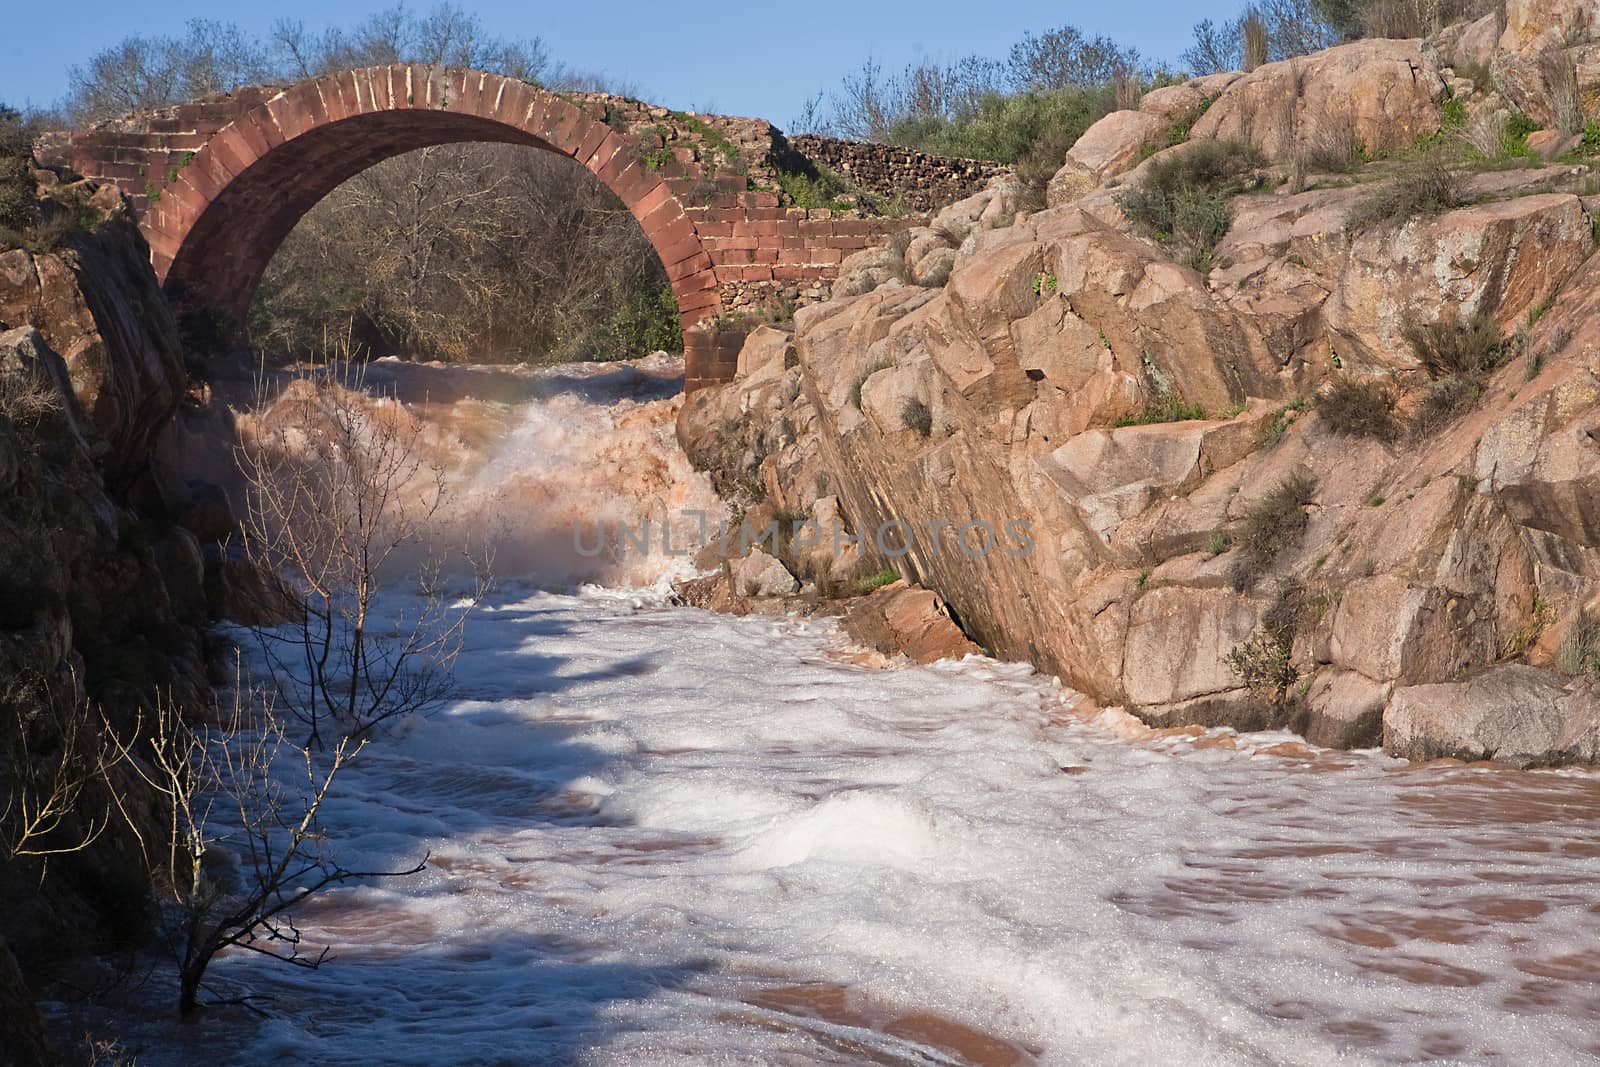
[{"xmin": 79, "ymin": 357, "xmax": 1600, "ymax": 1065}]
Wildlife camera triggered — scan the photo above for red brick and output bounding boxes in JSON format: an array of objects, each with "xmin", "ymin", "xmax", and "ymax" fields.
[
  {"xmin": 210, "ymin": 127, "xmax": 258, "ymax": 180},
  {"xmin": 629, "ymin": 181, "xmax": 674, "ymax": 222},
  {"xmin": 586, "ymin": 130, "xmax": 627, "ymax": 175},
  {"xmin": 573, "ymin": 122, "xmax": 610, "ymax": 166}
]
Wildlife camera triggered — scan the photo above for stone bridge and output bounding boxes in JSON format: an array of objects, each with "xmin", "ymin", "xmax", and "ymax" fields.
[{"xmin": 46, "ymin": 65, "xmax": 1005, "ymax": 389}]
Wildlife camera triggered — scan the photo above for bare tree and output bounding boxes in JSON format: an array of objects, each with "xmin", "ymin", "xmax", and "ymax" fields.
[
  {"xmin": 0, "ymin": 675, "xmax": 125, "ymax": 870},
  {"xmin": 234, "ymin": 338, "xmax": 488, "ymax": 747},
  {"xmin": 1006, "ymin": 25, "xmax": 1143, "ymax": 90},
  {"xmin": 118, "ymin": 682, "xmax": 425, "ymax": 1016},
  {"xmin": 252, "ymin": 144, "xmax": 678, "ymax": 364},
  {"xmin": 1184, "ymin": 19, "xmax": 1245, "ymax": 75}
]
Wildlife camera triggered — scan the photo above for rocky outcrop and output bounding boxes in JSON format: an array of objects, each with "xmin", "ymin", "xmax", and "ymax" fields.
[
  {"xmin": 681, "ymin": 74, "xmax": 1600, "ymax": 765},
  {"xmin": 1190, "ymin": 40, "xmax": 1448, "ymax": 161},
  {"xmin": 0, "ymin": 177, "xmax": 219, "ymax": 1059},
  {"xmin": 0, "ymin": 180, "xmax": 187, "ymax": 491}
]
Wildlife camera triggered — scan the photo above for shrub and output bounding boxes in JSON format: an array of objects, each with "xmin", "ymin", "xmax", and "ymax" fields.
[
  {"xmin": 1113, "ymin": 390, "xmax": 1208, "ymax": 427},
  {"xmin": 1556, "ymin": 609, "xmax": 1600, "ymax": 676},
  {"xmin": 1229, "ymin": 472, "xmax": 1317, "ymax": 591},
  {"xmin": 1403, "ymin": 309, "xmax": 1514, "ymax": 436},
  {"xmin": 1206, "ymin": 531, "xmax": 1234, "ymax": 557},
  {"xmin": 1316, "ymin": 377, "xmax": 1398, "ymax": 441},
  {"xmin": 1401, "ymin": 311, "xmax": 1511, "ymax": 381},
  {"xmin": 1117, "ymin": 139, "xmax": 1266, "ymax": 270},
  {"xmin": 776, "ymin": 163, "xmax": 852, "ymax": 211},
  {"xmin": 902, "ymin": 396, "xmax": 933, "ymax": 436},
  {"xmin": 1226, "ymin": 579, "xmax": 1305, "ymax": 709},
  {"xmin": 1412, "ymin": 376, "xmax": 1483, "ymax": 437},
  {"xmin": 0, "ymin": 106, "xmax": 38, "ymax": 242},
  {"xmin": 1346, "ymin": 159, "xmax": 1466, "ymax": 232},
  {"xmin": 859, "ymin": 568, "xmax": 900, "ymax": 593},
  {"xmin": 1260, "ymin": 395, "xmax": 1310, "ymax": 448}
]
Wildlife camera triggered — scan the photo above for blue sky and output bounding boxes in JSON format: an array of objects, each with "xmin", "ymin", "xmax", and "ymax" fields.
[{"xmin": 1, "ymin": 1, "xmax": 1243, "ymax": 123}]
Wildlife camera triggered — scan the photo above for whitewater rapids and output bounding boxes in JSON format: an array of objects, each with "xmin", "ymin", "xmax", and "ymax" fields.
[{"xmin": 91, "ymin": 356, "xmax": 1600, "ymax": 1065}]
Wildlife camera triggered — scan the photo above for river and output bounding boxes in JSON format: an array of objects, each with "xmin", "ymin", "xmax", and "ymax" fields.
[{"xmin": 75, "ymin": 357, "xmax": 1600, "ymax": 1066}]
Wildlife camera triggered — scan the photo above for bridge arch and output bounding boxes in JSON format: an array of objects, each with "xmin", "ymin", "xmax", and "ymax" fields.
[{"xmin": 113, "ymin": 66, "xmax": 721, "ymax": 336}]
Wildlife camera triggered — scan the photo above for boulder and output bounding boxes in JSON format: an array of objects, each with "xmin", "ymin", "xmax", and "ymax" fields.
[
  {"xmin": 1501, "ymin": 0, "xmax": 1597, "ymax": 50},
  {"xmin": 731, "ymin": 547, "xmax": 800, "ymax": 597},
  {"xmin": 736, "ymin": 326, "xmax": 793, "ymax": 379},
  {"xmin": 1326, "ymin": 194, "xmax": 1593, "ymax": 370},
  {"xmin": 1383, "ymin": 664, "xmax": 1596, "ymax": 766},
  {"xmin": 1055, "ymin": 109, "xmax": 1169, "ymax": 190},
  {"xmin": 1190, "ymin": 40, "xmax": 1447, "ymax": 161},
  {"xmin": 1293, "ymin": 669, "xmax": 1389, "ymax": 749},
  {"xmin": 1123, "ymin": 585, "xmax": 1263, "ymax": 707},
  {"xmin": 843, "ymin": 580, "xmax": 982, "ymax": 663}
]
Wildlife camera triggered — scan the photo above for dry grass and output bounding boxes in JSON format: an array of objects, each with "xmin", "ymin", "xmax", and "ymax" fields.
[
  {"xmin": 1403, "ymin": 310, "xmax": 1516, "ymax": 438},
  {"xmin": 901, "ymin": 396, "xmax": 933, "ymax": 436},
  {"xmin": 1347, "ymin": 159, "xmax": 1467, "ymax": 233},
  {"xmin": 1298, "ymin": 110, "xmax": 1363, "ymax": 175},
  {"xmin": 1538, "ymin": 50, "xmax": 1583, "ymax": 138},
  {"xmin": 1317, "ymin": 378, "xmax": 1399, "ymax": 442},
  {"xmin": 1229, "ymin": 472, "xmax": 1318, "ymax": 591}
]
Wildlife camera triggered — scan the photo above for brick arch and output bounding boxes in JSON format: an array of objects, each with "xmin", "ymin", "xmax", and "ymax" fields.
[{"xmin": 135, "ymin": 66, "xmax": 719, "ymax": 332}]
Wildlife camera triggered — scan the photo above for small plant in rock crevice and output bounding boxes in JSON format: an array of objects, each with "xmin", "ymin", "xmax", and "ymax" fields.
[
  {"xmin": 859, "ymin": 568, "xmax": 901, "ymax": 593},
  {"xmin": 1403, "ymin": 310, "xmax": 1517, "ymax": 438},
  {"xmin": 902, "ymin": 396, "xmax": 933, "ymax": 436},
  {"xmin": 1226, "ymin": 579, "xmax": 1306, "ymax": 712},
  {"xmin": 1317, "ymin": 377, "xmax": 1399, "ymax": 442},
  {"xmin": 1229, "ymin": 472, "xmax": 1317, "ymax": 591}
]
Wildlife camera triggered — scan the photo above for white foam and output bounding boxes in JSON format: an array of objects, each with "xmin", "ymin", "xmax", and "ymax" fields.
[{"xmin": 101, "ymin": 589, "xmax": 1600, "ymax": 1066}]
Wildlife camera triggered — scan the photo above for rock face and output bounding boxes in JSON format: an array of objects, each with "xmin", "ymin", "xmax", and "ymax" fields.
[
  {"xmin": 0, "ymin": 182, "xmax": 217, "ymax": 1058},
  {"xmin": 1191, "ymin": 41, "xmax": 1448, "ymax": 160},
  {"xmin": 0, "ymin": 190, "xmax": 187, "ymax": 490},
  {"xmin": 681, "ymin": 54, "xmax": 1600, "ymax": 765}
]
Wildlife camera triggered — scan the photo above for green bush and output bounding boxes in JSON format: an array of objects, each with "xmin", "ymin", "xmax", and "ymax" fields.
[
  {"xmin": 598, "ymin": 284, "xmax": 682, "ymax": 359},
  {"xmin": 776, "ymin": 164, "xmax": 852, "ymax": 211},
  {"xmin": 859, "ymin": 568, "xmax": 901, "ymax": 593},
  {"xmin": 885, "ymin": 85, "xmax": 1114, "ymax": 165},
  {"xmin": 1229, "ymin": 472, "xmax": 1317, "ymax": 591},
  {"xmin": 1117, "ymin": 139, "xmax": 1266, "ymax": 270},
  {"xmin": 1113, "ymin": 391, "xmax": 1209, "ymax": 427},
  {"xmin": 0, "ymin": 106, "xmax": 39, "ymax": 240},
  {"xmin": 1316, "ymin": 377, "xmax": 1398, "ymax": 441}
]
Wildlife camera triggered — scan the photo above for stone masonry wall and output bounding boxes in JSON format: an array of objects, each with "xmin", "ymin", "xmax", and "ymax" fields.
[{"xmin": 786, "ymin": 135, "xmax": 1010, "ymax": 213}]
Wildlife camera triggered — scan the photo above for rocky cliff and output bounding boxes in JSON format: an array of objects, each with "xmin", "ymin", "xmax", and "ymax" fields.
[
  {"xmin": 681, "ymin": 13, "xmax": 1600, "ymax": 767},
  {"xmin": 0, "ymin": 169, "xmax": 217, "ymax": 1062}
]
